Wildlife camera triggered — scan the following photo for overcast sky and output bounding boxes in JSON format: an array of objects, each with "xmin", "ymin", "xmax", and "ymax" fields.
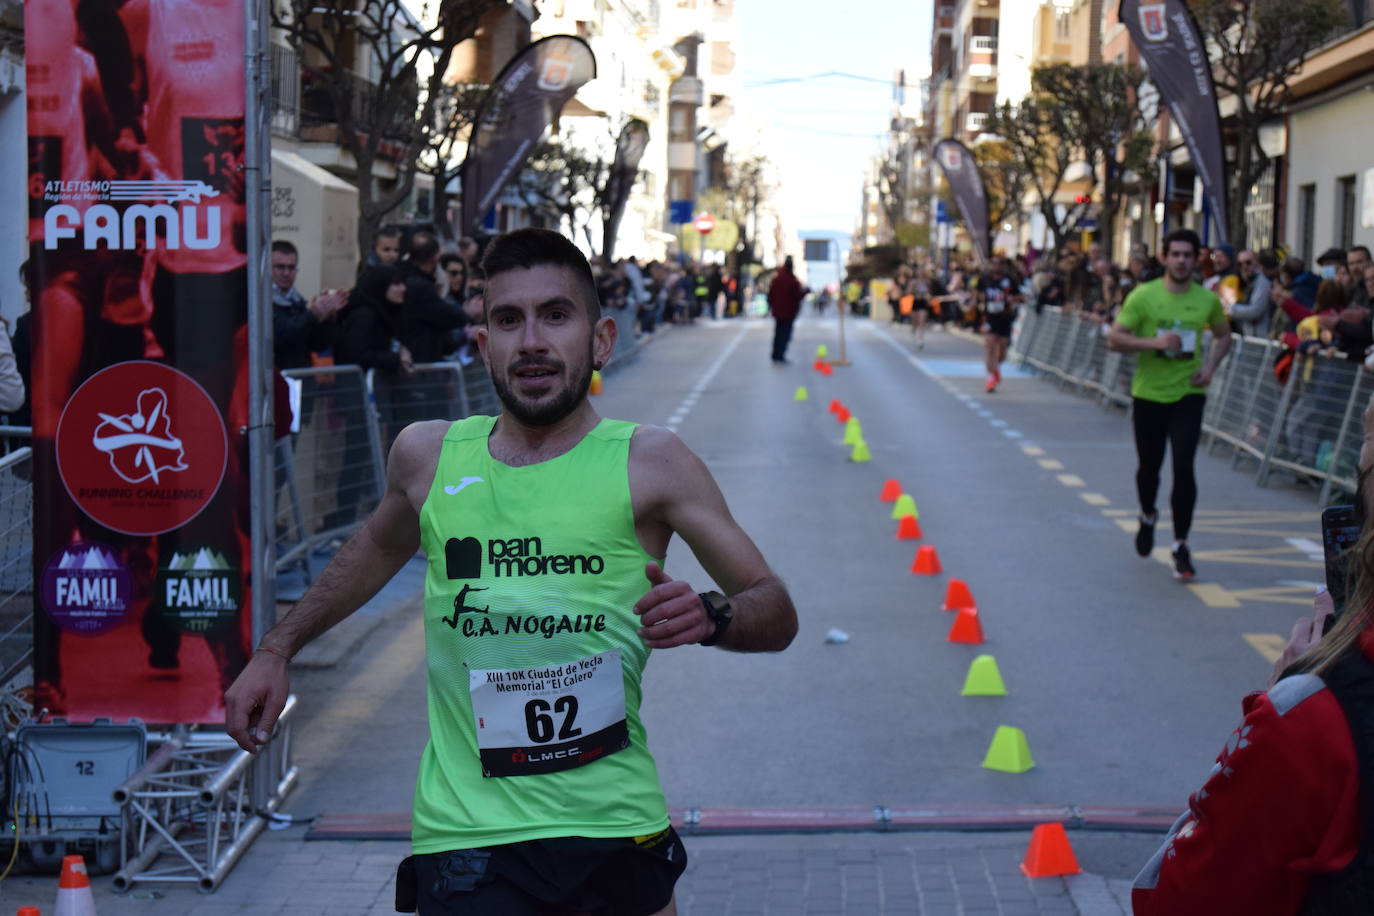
[{"xmin": 733, "ymin": 0, "xmax": 932, "ymax": 239}]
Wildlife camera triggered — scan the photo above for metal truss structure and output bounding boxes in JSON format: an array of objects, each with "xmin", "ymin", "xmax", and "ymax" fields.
[{"xmin": 111, "ymin": 696, "xmax": 298, "ymax": 892}]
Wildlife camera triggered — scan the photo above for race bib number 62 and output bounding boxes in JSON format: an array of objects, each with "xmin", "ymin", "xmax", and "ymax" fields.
[{"xmin": 469, "ymin": 650, "xmax": 629, "ymax": 778}]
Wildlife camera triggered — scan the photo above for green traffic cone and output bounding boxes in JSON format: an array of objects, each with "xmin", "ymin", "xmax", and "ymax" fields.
[
  {"xmin": 982, "ymin": 726, "xmax": 1035, "ymax": 773},
  {"xmin": 794, "ymin": 386, "xmax": 809, "ymax": 402},
  {"xmin": 890, "ymin": 494, "xmax": 918, "ymax": 520},
  {"xmin": 850, "ymin": 440, "xmax": 872, "ymax": 463},
  {"xmin": 843, "ymin": 417, "xmax": 863, "ymax": 445},
  {"xmin": 961, "ymin": 655, "xmax": 1008, "ymax": 697}
]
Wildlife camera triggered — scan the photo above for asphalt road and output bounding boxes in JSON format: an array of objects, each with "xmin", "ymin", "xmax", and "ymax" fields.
[{"xmin": 286, "ymin": 312, "xmax": 1326, "ymax": 818}]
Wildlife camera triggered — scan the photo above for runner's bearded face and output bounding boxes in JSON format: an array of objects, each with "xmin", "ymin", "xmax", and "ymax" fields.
[
  {"xmin": 1165, "ymin": 242, "xmax": 1196, "ymax": 285},
  {"xmin": 482, "ymin": 265, "xmax": 596, "ymax": 427}
]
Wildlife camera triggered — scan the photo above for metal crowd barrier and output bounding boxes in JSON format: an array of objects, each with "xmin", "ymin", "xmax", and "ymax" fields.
[
  {"xmin": 274, "ymin": 360, "xmax": 498, "ymax": 590},
  {"xmin": 1012, "ymin": 306, "xmax": 1366, "ymax": 503},
  {"xmin": 0, "ymin": 445, "xmax": 32, "ymax": 686}
]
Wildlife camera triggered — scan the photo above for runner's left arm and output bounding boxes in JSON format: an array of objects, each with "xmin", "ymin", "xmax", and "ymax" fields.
[
  {"xmin": 1193, "ymin": 309, "xmax": 1234, "ymax": 387},
  {"xmin": 631, "ymin": 429, "xmax": 797, "ymax": 653}
]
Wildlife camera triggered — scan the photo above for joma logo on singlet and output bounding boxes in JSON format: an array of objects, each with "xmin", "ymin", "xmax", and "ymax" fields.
[{"xmin": 445, "ymin": 537, "xmax": 604, "ymax": 579}]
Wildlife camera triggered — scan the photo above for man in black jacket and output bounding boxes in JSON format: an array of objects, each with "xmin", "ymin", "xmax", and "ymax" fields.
[
  {"xmin": 271, "ymin": 240, "xmax": 343, "ymax": 370},
  {"xmin": 394, "ymin": 232, "xmax": 466, "ymax": 425}
]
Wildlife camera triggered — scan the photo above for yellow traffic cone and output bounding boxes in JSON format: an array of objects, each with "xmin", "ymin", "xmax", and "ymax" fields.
[
  {"xmin": 816, "ymin": 344, "xmax": 829, "ymax": 359},
  {"xmin": 982, "ymin": 726, "xmax": 1035, "ymax": 773},
  {"xmin": 794, "ymin": 386, "xmax": 809, "ymax": 402},
  {"xmin": 850, "ymin": 440, "xmax": 872, "ymax": 463},
  {"xmin": 890, "ymin": 494, "xmax": 918, "ymax": 520},
  {"xmin": 843, "ymin": 417, "xmax": 863, "ymax": 445},
  {"xmin": 960, "ymin": 655, "xmax": 1007, "ymax": 696}
]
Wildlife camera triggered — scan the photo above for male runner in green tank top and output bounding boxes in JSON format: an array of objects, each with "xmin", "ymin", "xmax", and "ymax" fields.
[{"xmin": 225, "ymin": 228, "xmax": 798, "ymax": 915}]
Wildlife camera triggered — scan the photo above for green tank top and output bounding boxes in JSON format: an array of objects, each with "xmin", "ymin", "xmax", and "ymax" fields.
[{"xmin": 411, "ymin": 415, "xmax": 669, "ymax": 853}]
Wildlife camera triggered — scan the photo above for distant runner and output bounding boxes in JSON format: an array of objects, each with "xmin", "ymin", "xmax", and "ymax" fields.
[
  {"xmin": 1108, "ymin": 229, "xmax": 1232, "ymax": 581},
  {"xmin": 978, "ymin": 255, "xmax": 1021, "ymax": 392},
  {"xmin": 225, "ymin": 228, "xmax": 798, "ymax": 915}
]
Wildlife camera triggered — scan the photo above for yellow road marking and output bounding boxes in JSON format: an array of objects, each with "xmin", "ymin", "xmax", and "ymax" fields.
[
  {"xmin": 1080, "ymin": 492, "xmax": 1111, "ymax": 506},
  {"xmin": 1038, "ymin": 459, "xmax": 1065, "ymax": 470},
  {"xmin": 1188, "ymin": 583, "xmax": 1314, "ymax": 608},
  {"xmin": 1116, "ymin": 518, "xmax": 1141, "ymax": 533},
  {"xmin": 1103, "ymin": 509, "xmax": 1134, "ymax": 517},
  {"xmin": 1021, "ymin": 445, "xmax": 1045, "ymax": 456},
  {"xmin": 1243, "ymin": 633, "xmax": 1287, "ymax": 664},
  {"xmin": 1189, "ymin": 526, "xmax": 1321, "ymax": 539},
  {"xmin": 1057, "ymin": 474, "xmax": 1086, "ymax": 488},
  {"xmin": 1188, "ymin": 546, "xmax": 1321, "ymax": 569}
]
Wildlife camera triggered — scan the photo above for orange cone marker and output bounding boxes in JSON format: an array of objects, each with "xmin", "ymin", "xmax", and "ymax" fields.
[
  {"xmin": 947, "ymin": 607, "xmax": 984, "ymax": 644},
  {"xmin": 880, "ymin": 479, "xmax": 901, "ymax": 502},
  {"xmin": 813, "ymin": 359, "xmax": 826, "ymax": 372},
  {"xmin": 835, "ymin": 406, "xmax": 850, "ymax": 423},
  {"xmin": 828, "ymin": 399, "xmax": 843, "ymax": 415},
  {"xmin": 1020, "ymin": 823, "xmax": 1081, "ymax": 877},
  {"xmin": 896, "ymin": 515, "xmax": 923, "ymax": 540},
  {"xmin": 911, "ymin": 545, "xmax": 941, "ymax": 575},
  {"xmin": 819, "ymin": 363, "xmax": 834, "ymax": 376},
  {"xmin": 942, "ymin": 579, "xmax": 976, "ymax": 611},
  {"xmin": 19, "ymin": 907, "xmax": 41, "ymax": 916},
  {"xmin": 55, "ymin": 854, "xmax": 97, "ymax": 916}
]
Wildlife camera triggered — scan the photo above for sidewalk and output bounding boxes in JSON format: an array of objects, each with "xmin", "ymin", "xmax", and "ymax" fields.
[{"xmin": 1, "ymin": 827, "xmax": 1145, "ymax": 915}]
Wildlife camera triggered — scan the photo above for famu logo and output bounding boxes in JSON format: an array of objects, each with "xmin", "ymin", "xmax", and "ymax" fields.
[
  {"xmin": 157, "ymin": 547, "xmax": 241, "ymax": 633},
  {"xmin": 445, "ymin": 536, "xmax": 604, "ymax": 579}
]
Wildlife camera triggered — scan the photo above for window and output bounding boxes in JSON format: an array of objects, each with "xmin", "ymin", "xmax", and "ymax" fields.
[
  {"xmin": 1299, "ymin": 183, "xmax": 1316, "ymax": 265},
  {"xmin": 1243, "ymin": 161, "xmax": 1277, "ymax": 252},
  {"xmin": 1339, "ymin": 175, "xmax": 1358, "ymax": 250},
  {"xmin": 1056, "ymin": 12, "xmax": 1071, "ymax": 39}
]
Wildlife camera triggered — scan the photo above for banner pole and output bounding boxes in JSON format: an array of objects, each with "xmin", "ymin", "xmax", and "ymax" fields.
[{"xmin": 245, "ymin": 0, "xmax": 276, "ymax": 806}]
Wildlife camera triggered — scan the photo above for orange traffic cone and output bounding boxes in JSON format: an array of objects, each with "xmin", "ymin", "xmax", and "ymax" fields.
[
  {"xmin": 19, "ymin": 908, "xmax": 41, "ymax": 916},
  {"xmin": 911, "ymin": 545, "xmax": 941, "ymax": 575},
  {"xmin": 947, "ymin": 607, "xmax": 984, "ymax": 644},
  {"xmin": 880, "ymin": 479, "xmax": 901, "ymax": 502},
  {"xmin": 819, "ymin": 363, "xmax": 834, "ymax": 376},
  {"xmin": 942, "ymin": 579, "xmax": 976, "ymax": 611},
  {"xmin": 1020, "ymin": 823, "xmax": 1081, "ymax": 877},
  {"xmin": 896, "ymin": 516, "xmax": 923, "ymax": 540},
  {"xmin": 55, "ymin": 854, "xmax": 97, "ymax": 916},
  {"xmin": 812, "ymin": 359, "xmax": 826, "ymax": 372},
  {"xmin": 835, "ymin": 407, "xmax": 850, "ymax": 423},
  {"xmin": 828, "ymin": 399, "xmax": 843, "ymax": 415}
]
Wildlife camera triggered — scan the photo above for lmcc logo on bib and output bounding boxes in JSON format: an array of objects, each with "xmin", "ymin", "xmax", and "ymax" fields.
[{"xmin": 445, "ymin": 536, "xmax": 605, "ymax": 579}]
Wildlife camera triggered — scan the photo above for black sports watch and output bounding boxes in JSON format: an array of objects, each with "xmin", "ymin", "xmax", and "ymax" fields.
[{"xmin": 698, "ymin": 591, "xmax": 733, "ymax": 647}]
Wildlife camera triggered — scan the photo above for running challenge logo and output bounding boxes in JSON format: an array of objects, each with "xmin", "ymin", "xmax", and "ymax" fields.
[
  {"xmin": 57, "ymin": 361, "xmax": 227, "ymax": 536},
  {"xmin": 445, "ymin": 536, "xmax": 605, "ymax": 579},
  {"xmin": 42, "ymin": 179, "xmax": 223, "ymax": 251}
]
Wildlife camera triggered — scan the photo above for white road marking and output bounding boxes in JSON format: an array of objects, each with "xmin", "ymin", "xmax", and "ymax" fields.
[
  {"xmin": 1002, "ymin": 429, "xmax": 1023, "ymax": 438},
  {"xmin": 664, "ymin": 322, "xmax": 751, "ymax": 432},
  {"xmin": 1285, "ymin": 538, "xmax": 1326, "ymax": 561}
]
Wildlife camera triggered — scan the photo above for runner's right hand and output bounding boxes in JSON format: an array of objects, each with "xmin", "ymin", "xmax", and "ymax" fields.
[
  {"xmin": 1155, "ymin": 331, "xmax": 1182, "ymax": 352},
  {"xmin": 224, "ymin": 652, "xmax": 290, "ymax": 754}
]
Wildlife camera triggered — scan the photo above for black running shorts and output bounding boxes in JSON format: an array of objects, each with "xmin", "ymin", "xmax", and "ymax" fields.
[{"xmin": 395, "ymin": 826, "xmax": 687, "ymax": 915}]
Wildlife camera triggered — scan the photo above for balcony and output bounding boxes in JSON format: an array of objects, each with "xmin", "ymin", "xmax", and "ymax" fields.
[
  {"xmin": 297, "ymin": 66, "xmax": 419, "ymax": 161},
  {"xmin": 270, "ymin": 43, "xmax": 300, "ymax": 138},
  {"xmin": 966, "ymin": 112, "xmax": 989, "ymax": 134},
  {"xmin": 966, "ymin": 36, "xmax": 998, "ymax": 80}
]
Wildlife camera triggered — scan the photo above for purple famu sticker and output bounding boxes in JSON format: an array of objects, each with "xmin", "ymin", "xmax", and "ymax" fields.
[{"xmin": 41, "ymin": 541, "xmax": 134, "ymax": 635}]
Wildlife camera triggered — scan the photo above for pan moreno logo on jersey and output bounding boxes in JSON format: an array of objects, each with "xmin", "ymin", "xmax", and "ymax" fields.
[{"xmin": 444, "ymin": 536, "xmax": 605, "ymax": 580}]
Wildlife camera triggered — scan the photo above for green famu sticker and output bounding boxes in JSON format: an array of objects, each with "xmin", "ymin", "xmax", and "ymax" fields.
[{"xmin": 156, "ymin": 547, "xmax": 242, "ymax": 633}]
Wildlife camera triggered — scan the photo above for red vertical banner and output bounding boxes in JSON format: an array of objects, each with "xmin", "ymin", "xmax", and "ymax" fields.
[{"xmin": 26, "ymin": 0, "xmax": 250, "ymax": 723}]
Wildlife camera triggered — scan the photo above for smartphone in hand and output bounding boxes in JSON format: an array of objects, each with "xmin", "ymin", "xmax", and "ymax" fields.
[{"xmin": 1322, "ymin": 504, "xmax": 1361, "ymax": 624}]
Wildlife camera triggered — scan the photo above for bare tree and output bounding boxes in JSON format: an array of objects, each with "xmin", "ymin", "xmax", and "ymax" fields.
[
  {"xmin": 272, "ymin": 0, "xmax": 502, "ymax": 257},
  {"xmin": 973, "ymin": 139, "xmax": 1030, "ymax": 243},
  {"xmin": 986, "ymin": 95, "xmax": 1088, "ymax": 251},
  {"xmin": 511, "ymin": 138, "xmax": 608, "ymax": 250},
  {"xmin": 721, "ymin": 152, "xmax": 770, "ymax": 265},
  {"xmin": 1033, "ymin": 63, "xmax": 1157, "ymax": 260},
  {"xmin": 1192, "ymin": 0, "xmax": 1346, "ymax": 246},
  {"xmin": 417, "ymin": 81, "xmax": 489, "ymax": 241}
]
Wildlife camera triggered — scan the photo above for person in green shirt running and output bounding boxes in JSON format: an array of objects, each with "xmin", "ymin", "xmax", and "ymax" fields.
[
  {"xmin": 1108, "ymin": 228, "xmax": 1232, "ymax": 582},
  {"xmin": 225, "ymin": 228, "xmax": 797, "ymax": 915}
]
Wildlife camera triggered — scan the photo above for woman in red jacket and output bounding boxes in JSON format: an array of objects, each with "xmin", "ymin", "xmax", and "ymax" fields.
[{"xmin": 1133, "ymin": 399, "xmax": 1374, "ymax": 914}]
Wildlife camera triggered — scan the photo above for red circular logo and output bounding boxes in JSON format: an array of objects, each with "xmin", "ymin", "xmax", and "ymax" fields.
[{"xmin": 56, "ymin": 361, "xmax": 228, "ymax": 536}]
